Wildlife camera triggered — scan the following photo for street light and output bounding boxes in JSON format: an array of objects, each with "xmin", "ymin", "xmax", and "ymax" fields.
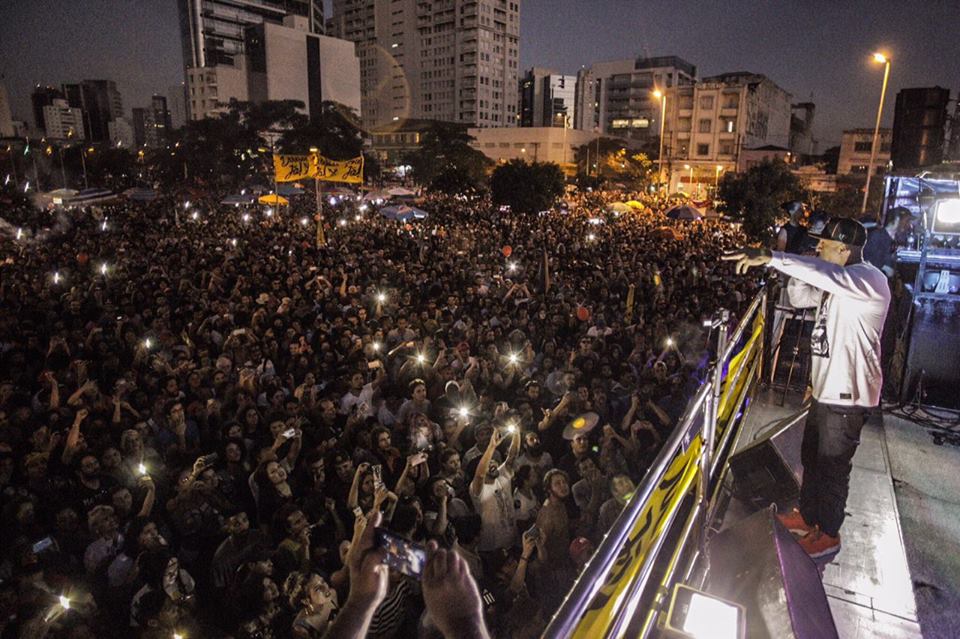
[
  {"xmin": 653, "ymin": 89, "xmax": 667, "ymax": 194},
  {"xmin": 683, "ymin": 164, "xmax": 693, "ymax": 195},
  {"xmin": 715, "ymin": 164, "xmax": 723, "ymax": 198},
  {"xmin": 861, "ymin": 51, "xmax": 891, "ymax": 214}
]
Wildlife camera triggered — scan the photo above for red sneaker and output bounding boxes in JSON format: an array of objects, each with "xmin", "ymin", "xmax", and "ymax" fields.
[
  {"xmin": 776, "ymin": 508, "xmax": 816, "ymax": 537},
  {"xmin": 798, "ymin": 528, "xmax": 841, "ymax": 559}
]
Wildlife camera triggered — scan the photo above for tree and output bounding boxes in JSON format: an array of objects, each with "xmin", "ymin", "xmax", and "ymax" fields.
[
  {"xmin": 574, "ymin": 136, "xmax": 638, "ymax": 182},
  {"xmin": 717, "ymin": 159, "xmax": 804, "ymax": 243},
  {"xmin": 278, "ymin": 101, "xmax": 364, "ymax": 159},
  {"xmin": 490, "ymin": 160, "xmax": 565, "ymax": 214},
  {"xmin": 406, "ymin": 122, "xmax": 491, "ymax": 194}
]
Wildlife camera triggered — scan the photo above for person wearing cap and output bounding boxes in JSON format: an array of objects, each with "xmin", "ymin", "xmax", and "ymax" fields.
[
  {"xmin": 723, "ymin": 216, "xmax": 890, "ymax": 559},
  {"xmin": 863, "ymin": 207, "xmax": 912, "ymax": 278}
]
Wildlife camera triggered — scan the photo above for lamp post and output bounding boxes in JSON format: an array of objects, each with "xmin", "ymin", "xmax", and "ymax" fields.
[
  {"xmin": 80, "ymin": 146, "xmax": 93, "ymax": 190},
  {"xmin": 714, "ymin": 164, "xmax": 723, "ymax": 200},
  {"xmin": 683, "ymin": 164, "xmax": 693, "ymax": 196},
  {"xmin": 653, "ymin": 89, "xmax": 667, "ymax": 193},
  {"xmin": 861, "ymin": 52, "xmax": 891, "ymax": 214},
  {"xmin": 310, "ymin": 146, "xmax": 325, "ymax": 247}
]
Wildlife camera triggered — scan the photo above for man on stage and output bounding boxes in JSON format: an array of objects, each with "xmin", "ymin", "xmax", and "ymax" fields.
[{"xmin": 723, "ymin": 217, "xmax": 890, "ymax": 558}]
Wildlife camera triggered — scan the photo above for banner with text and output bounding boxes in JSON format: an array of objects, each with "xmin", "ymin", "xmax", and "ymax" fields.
[
  {"xmin": 310, "ymin": 154, "xmax": 364, "ymax": 184},
  {"xmin": 273, "ymin": 155, "xmax": 314, "ymax": 183}
]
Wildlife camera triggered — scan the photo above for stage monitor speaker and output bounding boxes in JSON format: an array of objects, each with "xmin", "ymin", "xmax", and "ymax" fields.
[
  {"xmin": 727, "ymin": 410, "xmax": 805, "ymax": 509},
  {"xmin": 705, "ymin": 507, "xmax": 839, "ymax": 639},
  {"xmin": 901, "ymin": 297, "xmax": 960, "ymax": 410}
]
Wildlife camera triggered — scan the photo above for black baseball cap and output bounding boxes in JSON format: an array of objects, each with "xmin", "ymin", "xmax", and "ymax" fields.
[{"xmin": 810, "ymin": 216, "xmax": 867, "ymax": 247}]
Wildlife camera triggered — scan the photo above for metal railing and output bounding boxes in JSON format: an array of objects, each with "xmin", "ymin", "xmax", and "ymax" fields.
[{"xmin": 543, "ymin": 287, "xmax": 768, "ymax": 639}]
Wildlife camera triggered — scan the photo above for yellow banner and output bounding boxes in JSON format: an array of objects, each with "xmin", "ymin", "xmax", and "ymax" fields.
[
  {"xmin": 572, "ymin": 436, "xmax": 702, "ymax": 639},
  {"xmin": 717, "ymin": 310, "xmax": 764, "ymax": 428},
  {"xmin": 273, "ymin": 154, "xmax": 313, "ymax": 183},
  {"xmin": 310, "ymin": 154, "xmax": 364, "ymax": 184}
]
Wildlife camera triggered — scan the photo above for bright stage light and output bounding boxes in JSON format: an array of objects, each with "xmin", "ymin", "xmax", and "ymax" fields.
[
  {"xmin": 933, "ymin": 199, "xmax": 960, "ymax": 232},
  {"xmin": 664, "ymin": 584, "xmax": 744, "ymax": 639}
]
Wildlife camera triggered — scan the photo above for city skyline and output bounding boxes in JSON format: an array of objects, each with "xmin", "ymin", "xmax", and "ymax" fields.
[{"xmin": 1, "ymin": 0, "xmax": 958, "ymax": 146}]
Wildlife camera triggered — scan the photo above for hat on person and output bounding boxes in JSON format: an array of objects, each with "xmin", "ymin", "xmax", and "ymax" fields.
[{"xmin": 810, "ymin": 216, "xmax": 868, "ymax": 247}]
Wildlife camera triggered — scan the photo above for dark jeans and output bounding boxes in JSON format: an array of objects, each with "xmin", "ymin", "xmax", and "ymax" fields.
[{"xmin": 798, "ymin": 399, "xmax": 866, "ymax": 537}]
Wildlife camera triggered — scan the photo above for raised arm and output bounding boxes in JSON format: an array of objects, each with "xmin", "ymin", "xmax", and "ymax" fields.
[{"xmin": 470, "ymin": 430, "xmax": 502, "ymax": 498}]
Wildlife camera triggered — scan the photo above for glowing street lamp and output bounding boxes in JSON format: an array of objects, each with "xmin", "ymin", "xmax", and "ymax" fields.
[{"xmin": 862, "ymin": 52, "xmax": 891, "ymax": 214}]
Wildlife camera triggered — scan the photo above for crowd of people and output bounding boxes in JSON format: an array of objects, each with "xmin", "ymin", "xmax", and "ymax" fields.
[{"xmin": 0, "ymin": 184, "xmax": 757, "ymax": 638}]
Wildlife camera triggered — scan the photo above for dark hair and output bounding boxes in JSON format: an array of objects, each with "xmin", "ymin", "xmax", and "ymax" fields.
[
  {"xmin": 137, "ymin": 548, "xmax": 173, "ymax": 588},
  {"xmin": 542, "ymin": 468, "xmax": 569, "ymax": 494},
  {"xmin": 514, "ymin": 464, "xmax": 533, "ymax": 487}
]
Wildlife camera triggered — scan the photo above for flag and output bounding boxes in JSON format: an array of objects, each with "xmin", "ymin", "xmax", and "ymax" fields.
[
  {"xmin": 311, "ymin": 154, "xmax": 364, "ymax": 184},
  {"xmin": 273, "ymin": 154, "xmax": 313, "ymax": 182}
]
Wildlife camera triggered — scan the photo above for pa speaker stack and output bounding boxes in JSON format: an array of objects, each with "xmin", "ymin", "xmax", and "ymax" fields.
[
  {"xmin": 900, "ymin": 297, "xmax": 960, "ymax": 410},
  {"xmin": 705, "ymin": 507, "xmax": 839, "ymax": 639},
  {"xmin": 727, "ymin": 409, "xmax": 806, "ymax": 509}
]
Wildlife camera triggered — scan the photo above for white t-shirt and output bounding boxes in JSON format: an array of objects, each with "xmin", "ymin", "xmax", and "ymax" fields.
[
  {"xmin": 340, "ymin": 383, "xmax": 375, "ymax": 418},
  {"xmin": 770, "ymin": 252, "xmax": 890, "ymax": 407},
  {"xmin": 471, "ymin": 465, "xmax": 517, "ymax": 552}
]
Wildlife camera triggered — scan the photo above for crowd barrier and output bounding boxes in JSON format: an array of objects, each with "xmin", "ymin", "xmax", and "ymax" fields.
[{"xmin": 544, "ymin": 287, "xmax": 768, "ymax": 639}]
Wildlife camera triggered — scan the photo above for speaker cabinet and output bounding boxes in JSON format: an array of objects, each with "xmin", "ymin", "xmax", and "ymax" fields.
[
  {"xmin": 706, "ymin": 507, "xmax": 839, "ymax": 639},
  {"xmin": 901, "ymin": 297, "xmax": 960, "ymax": 410},
  {"xmin": 728, "ymin": 410, "xmax": 806, "ymax": 509}
]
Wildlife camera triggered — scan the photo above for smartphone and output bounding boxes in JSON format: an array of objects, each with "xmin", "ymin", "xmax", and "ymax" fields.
[
  {"xmin": 32, "ymin": 536, "xmax": 56, "ymax": 555},
  {"xmin": 375, "ymin": 527, "xmax": 427, "ymax": 580},
  {"xmin": 367, "ymin": 360, "xmax": 381, "ymax": 370},
  {"xmin": 523, "ymin": 524, "xmax": 540, "ymax": 541},
  {"xmin": 372, "ymin": 464, "xmax": 383, "ymax": 488},
  {"xmin": 282, "ymin": 428, "xmax": 299, "ymax": 439},
  {"xmin": 199, "ymin": 453, "xmax": 219, "ymax": 467},
  {"xmin": 353, "ymin": 506, "xmax": 364, "ymax": 519}
]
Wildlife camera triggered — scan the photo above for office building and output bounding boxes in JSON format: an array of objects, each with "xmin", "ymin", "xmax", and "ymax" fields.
[
  {"xmin": 574, "ymin": 56, "xmax": 697, "ymax": 140},
  {"xmin": 177, "ymin": 0, "xmax": 325, "ymax": 120},
  {"xmin": 43, "ymin": 99, "xmax": 86, "ymax": 140},
  {"xmin": 837, "ymin": 128, "xmax": 892, "ymax": 175},
  {"xmin": 133, "ymin": 95, "xmax": 173, "ymax": 148},
  {"xmin": 0, "ymin": 82, "xmax": 14, "ymax": 137},
  {"xmin": 108, "ymin": 117, "xmax": 135, "ymax": 148},
  {"xmin": 167, "ymin": 84, "xmax": 188, "ymax": 130},
  {"xmin": 666, "ymin": 72, "xmax": 791, "ymax": 192},
  {"xmin": 31, "ymin": 85, "xmax": 64, "ymax": 132},
  {"xmin": 62, "ymin": 79, "xmax": 124, "ymax": 142},
  {"xmin": 519, "ymin": 68, "xmax": 576, "ymax": 128},
  {"xmin": 328, "ymin": 0, "xmax": 520, "ymax": 129},
  {"xmin": 468, "ymin": 125, "xmax": 596, "ymax": 169},
  {"xmin": 790, "ymin": 102, "xmax": 816, "ymax": 157},
  {"xmin": 245, "ymin": 16, "xmax": 361, "ymax": 117},
  {"xmin": 891, "ymin": 86, "xmax": 951, "ymax": 170}
]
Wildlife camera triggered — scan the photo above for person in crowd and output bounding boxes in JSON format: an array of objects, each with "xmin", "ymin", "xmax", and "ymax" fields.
[{"xmin": 0, "ymin": 181, "xmax": 753, "ymax": 636}]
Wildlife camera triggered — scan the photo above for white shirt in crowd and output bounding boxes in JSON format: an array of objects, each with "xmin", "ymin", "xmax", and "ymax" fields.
[
  {"xmin": 471, "ymin": 464, "xmax": 517, "ymax": 552},
  {"xmin": 770, "ymin": 252, "xmax": 890, "ymax": 407}
]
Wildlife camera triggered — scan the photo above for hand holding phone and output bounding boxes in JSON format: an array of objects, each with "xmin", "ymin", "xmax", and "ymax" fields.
[{"xmin": 376, "ymin": 527, "xmax": 427, "ymax": 579}]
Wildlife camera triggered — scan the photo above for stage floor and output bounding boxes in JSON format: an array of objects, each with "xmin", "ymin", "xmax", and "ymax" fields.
[{"xmin": 731, "ymin": 391, "xmax": 924, "ymax": 638}]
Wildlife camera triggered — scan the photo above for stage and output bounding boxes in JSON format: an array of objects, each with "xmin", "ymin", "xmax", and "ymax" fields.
[{"xmin": 719, "ymin": 388, "xmax": 960, "ymax": 638}]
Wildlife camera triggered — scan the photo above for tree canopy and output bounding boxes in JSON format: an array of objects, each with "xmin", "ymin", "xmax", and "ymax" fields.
[
  {"xmin": 490, "ymin": 159, "xmax": 565, "ymax": 214},
  {"xmin": 716, "ymin": 159, "xmax": 805, "ymax": 242},
  {"xmin": 405, "ymin": 122, "xmax": 491, "ymax": 194}
]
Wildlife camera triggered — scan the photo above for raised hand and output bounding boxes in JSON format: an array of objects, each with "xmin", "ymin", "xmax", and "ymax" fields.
[{"xmin": 720, "ymin": 247, "xmax": 772, "ymax": 274}]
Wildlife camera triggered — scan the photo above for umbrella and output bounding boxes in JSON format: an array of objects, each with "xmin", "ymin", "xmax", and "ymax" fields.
[
  {"xmin": 125, "ymin": 188, "xmax": 156, "ymax": 202},
  {"xmin": 387, "ymin": 186, "xmax": 417, "ymax": 197},
  {"xmin": 625, "ymin": 200, "xmax": 645, "ymax": 210},
  {"xmin": 258, "ymin": 194, "xmax": 289, "ymax": 206},
  {"xmin": 221, "ymin": 194, "xmax": 256, "ymax": 205},
  {"xmin": 665, "ymin": 205, "xmax": 702, "ymax": 220},
  {"xmin": 276, "ymin": 183, "xmax": 303, "ymax": 196},
  {"xmin": 608, "ymin": 202, "xmax": 632, "ymax": 214},
  {"xmin": 380, "ymin": 205, "xmax": 428, "ymax": 221}
]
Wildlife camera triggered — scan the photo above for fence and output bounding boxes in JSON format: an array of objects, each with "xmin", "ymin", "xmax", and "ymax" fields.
[{"xmin": 543, "ymin": 286, "xmax": 768, "ymax": 639}]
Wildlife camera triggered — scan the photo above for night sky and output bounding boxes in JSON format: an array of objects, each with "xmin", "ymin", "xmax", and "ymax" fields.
[{"xmin": 1, "ymin": 0, "xmax": 958, "ymax": 148}]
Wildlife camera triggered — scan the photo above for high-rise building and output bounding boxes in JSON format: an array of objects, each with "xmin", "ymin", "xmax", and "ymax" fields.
[
  {"xmin": 519, "ymin": 68, "xmax": 576, "ymax": 128},
  {"xmin": 177, "ymin": 0, "xmax": 324, "ymax": 120},
  {"xmin": 62, "ymin": 80, "xmax": 123, "ymax": 142},
  {"xmin": 133, "ymin": 96, "xmax": 173, "ymax": 148},
  {"xmin": 574, "ymin": 56, "xmax": 697, "ymax": 141},
  {"xmin": 0, "ymin": 82, "xmax": 14, "ymax": 137},
  {"xmin": 245, "ymin": 16, "xmax": 361, "ymax": 118},
  {"xmin": 43, "ymin": 99, "xmax": 86, "ymax": 140},
  {"xmin": 891, "ymin": 86, "xmax": 951, "ymax": 170},
  {"xmin": 31, "ymin": 85, "xmax": 64, "ymax": 132},
  {"xmin": 328, "ymin": 0, "xmax": 520, "ymax": 129}
]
